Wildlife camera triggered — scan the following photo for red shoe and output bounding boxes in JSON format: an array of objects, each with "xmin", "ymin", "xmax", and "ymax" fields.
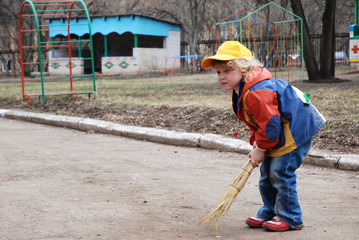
[
  {"xmin": 262, "ymin": 217, "xmax": 303, "ymax": 231},
  {"xmin": 245, "ymin": 216, "xmax": 266, "ymax": 228}
]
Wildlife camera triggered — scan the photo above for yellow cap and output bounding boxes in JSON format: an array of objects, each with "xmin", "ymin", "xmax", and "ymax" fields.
[{"xmin": 201, "ymin": 41, "xmax": 252, "ymax": 69}]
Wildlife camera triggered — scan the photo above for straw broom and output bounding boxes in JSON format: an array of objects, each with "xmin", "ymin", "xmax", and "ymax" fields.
[{"xmin": 199, "ymin": 159, "xmax": 254, "ymax": 232}]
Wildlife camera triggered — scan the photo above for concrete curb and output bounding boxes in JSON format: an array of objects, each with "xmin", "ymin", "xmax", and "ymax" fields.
[{"xmin": 1, "ymin": 109, "xmax": 359, "ymax": 171}]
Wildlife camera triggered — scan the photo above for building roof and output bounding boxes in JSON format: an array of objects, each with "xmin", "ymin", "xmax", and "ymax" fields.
[{"xmin": 48, "ymin": 14, "xmax": 181, "ymax": 38}]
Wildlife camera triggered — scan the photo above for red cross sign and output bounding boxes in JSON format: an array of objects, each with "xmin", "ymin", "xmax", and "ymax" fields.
[
  {"xmin": 350, "ymin": 39, "xmax": 359, "ymax": 62},
  {"xmin": 352, "ymin": 45, "xmax": 359, "ymax": 54}
]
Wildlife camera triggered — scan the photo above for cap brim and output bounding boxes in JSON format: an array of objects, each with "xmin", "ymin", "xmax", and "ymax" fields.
[{"xmin": 201, "ymin": 54, "xmax": 238, "ymax": 68}]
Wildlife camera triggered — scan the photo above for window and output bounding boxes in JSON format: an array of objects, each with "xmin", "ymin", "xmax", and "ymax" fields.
[{"xmin": 137, "ymin": 35, "xmax": 164, "ymax": 48}]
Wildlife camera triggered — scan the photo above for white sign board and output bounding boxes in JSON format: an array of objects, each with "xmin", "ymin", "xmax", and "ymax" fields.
[{"xmin": 349, "ymin": 39, "xmax": 359, "ymax": 62}]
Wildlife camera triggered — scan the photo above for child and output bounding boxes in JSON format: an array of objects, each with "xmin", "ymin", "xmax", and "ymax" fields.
[{"xmin": 201, "ymin": 41, "xmax": 326, "ymax": 231}]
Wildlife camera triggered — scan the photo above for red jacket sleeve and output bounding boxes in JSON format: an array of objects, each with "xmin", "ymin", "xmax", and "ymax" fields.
[
  {"xmin": 249, "ymin": 129, "xmax": 255, "ymax": 146},
  {"xmin": 244, "ymin": 89, "xmax": 281, "ymax": 150}
]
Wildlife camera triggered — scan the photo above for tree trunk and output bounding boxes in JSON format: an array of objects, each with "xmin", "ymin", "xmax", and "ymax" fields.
[
  {"xmin": 319, "ymin": 0, "xmax": 336, "ymax": 79},
  {"xmin": 290, "ymin": 0, "xmax": 321, "ymax": 81}
]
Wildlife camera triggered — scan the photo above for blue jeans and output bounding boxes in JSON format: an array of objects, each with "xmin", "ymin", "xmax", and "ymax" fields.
[{"xmin": 257, "ymin": 139, "xmax": 312, "ymax": 228}]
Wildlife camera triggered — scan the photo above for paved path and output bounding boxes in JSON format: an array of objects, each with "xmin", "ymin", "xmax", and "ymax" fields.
[{"xmin": 1, "ymin": 118, "xmax": 358, "ymax": 240}]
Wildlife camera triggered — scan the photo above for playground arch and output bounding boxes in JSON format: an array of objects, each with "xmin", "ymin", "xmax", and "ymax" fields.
[
  {"xmin": 216, "ymin": 2, "xmax": 304, "ymax": 82},
  {"xmin": 19, "ymin": 0, "xmax": 96, "ymax": 105}
]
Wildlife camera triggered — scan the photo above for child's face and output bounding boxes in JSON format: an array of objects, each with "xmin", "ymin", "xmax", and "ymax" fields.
[{"xmin": 215, "ymin": 65, "xmax": 243, "ymax": 91}]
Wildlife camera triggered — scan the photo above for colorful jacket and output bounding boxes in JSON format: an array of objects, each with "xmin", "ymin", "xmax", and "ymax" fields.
[{"xmin": 232, "ymin": 66, "xmax": 326, "ymax": 157}]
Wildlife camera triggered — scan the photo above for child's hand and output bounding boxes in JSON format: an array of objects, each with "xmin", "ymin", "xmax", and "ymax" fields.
[{"xmin": 248, "ymin": 148, "xmax": 265, "ymax": 168}]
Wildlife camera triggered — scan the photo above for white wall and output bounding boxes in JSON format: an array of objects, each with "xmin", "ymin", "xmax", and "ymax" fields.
[
  {"xmin": 133, "ymin": 48, "xmax": 167, "ymax": 72},
  {"xmin": 165, "ymin": 30, "xmax": 181, "ymax": 57}
]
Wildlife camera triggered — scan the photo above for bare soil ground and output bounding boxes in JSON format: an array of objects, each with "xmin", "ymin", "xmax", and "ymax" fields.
[
  {"xmin": 1, "ymin": 118, "xmax": 359, "ymax": 240},
  {"xmin": 0, "ymin": 72, "xmax": 358, "ymax": 155}
]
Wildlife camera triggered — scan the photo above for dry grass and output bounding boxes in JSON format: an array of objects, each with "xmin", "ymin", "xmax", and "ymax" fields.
[{"xmin": 0, "ymin": 66, "xmax": 358, "ymax": 153}]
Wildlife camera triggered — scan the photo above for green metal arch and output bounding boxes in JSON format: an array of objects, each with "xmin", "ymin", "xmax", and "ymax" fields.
[{"xmin": 19, "ymin": 0, "xmax": 96, "ymax": 104}]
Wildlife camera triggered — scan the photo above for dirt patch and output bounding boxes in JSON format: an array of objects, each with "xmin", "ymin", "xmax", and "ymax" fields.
[
  {"xmin": 1, "ymin": 93, "xmax": 358, "ymax": 155},
  {"xmin": 1, "ymin": 71, "xmax": 359, "ymax": 155}
]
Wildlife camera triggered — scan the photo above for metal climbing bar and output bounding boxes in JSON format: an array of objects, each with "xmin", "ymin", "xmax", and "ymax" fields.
[
  {"xmin": 31, "ymin": 1, "xmax": 76, "ymax": 3},
  {"xmin": 19, "ymin": 0, "xmax": 96, "ymax": 105},
  {"xmin": 25, "ymin": 3, "xmax": 73, "ymax": 7},
  {"xmin": 21, "ymin": 13, "xmax": 70, "ymax": 17},
  {"xmin": 36, "ymin": 8, "xmax": 86, "ymax": 12},
  {"xmin": 23, "ymin": 74, "xmax": 94, "ymax": 81},
  {"xmin": 40, "ymin": 39, "xmax": 90, "ymax": 44},
  {"xmin": 21, "ymin": 28, "xmax": 67, "ymax": 32},
  {"xmin": 22, "ymin": 44, "xmax": 69, "ymax": 48},
  {"xmin": 21, "ymin": 57, "xmax": 93, "ymax": 65}
]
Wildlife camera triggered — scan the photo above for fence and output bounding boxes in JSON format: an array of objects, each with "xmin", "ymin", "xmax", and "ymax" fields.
[
  {"xmin": 182, "ymin": 32, "xmax": 350, "ymax": 68},
  {"xmin": 310, "ymin": 33, "xmax": 349, "ymax": 63},
  {"xmin": 0, "ymin": 50, "xmax": 19, "ymax": 77}
]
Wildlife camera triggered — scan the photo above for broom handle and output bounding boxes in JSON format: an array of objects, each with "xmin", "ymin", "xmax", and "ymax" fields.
[
  {"xmin": 243, "ymin": 159, "xmax": 255, "ymax": 175},
  {"xmin": 229, "ymin": 159, "xmax": 255, "ymax": 190}
]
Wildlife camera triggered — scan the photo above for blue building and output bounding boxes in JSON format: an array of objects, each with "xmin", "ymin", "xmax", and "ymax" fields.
[{"xmin": 48, "ymin": 14, "xmax": 181, "ymax": 75}]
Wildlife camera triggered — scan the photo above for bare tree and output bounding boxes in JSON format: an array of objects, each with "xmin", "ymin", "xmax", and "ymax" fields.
[
  {"xmin": 319, "ymin": 0, "xmax": 336, "ymax": 79},
  {"xmin": 86, "ymin": 0, "xmax": 141, "ymax": 16},
  {"xmin": 290, "ymin": 0, "xmax": 321, "ymax": 80},
  {"xmin": 0, "ymin": 0, "xmax": 34, "ymax": 75},
  {"xmin": 139, "ymin": 0, "xmax": 208, "ymax": 56},
  {"xmin": 290, "ymin": 0, "xmax": 338, "ymax": 81}
]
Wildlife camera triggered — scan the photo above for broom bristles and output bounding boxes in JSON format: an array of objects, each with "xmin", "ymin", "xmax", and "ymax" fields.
[{"xmin": 199, "ymin": 159, "xmax": 254, "ymax": 232}]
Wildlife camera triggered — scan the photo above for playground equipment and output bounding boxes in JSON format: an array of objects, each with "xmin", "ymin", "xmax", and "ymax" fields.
[
  {"xmin": 19, "ymin": 0, "xmax": 96, "ymax": 106},
  {"xmin": 216, "ymin": 2, "xmax": 304, "ymax": 82}
]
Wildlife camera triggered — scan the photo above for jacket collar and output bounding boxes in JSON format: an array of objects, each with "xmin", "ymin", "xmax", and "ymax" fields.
[{"xmin": 234, "ymin": 66, "xmax": 273, "ymax": 102}]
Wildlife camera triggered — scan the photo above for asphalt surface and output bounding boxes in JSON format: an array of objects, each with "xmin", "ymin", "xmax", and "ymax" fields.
[
  {"xmin": 1, "ymin": 114, "xmax": 358, "ymax": 240},
  {"xmin": 1, "ymin": 109, "xmax": 359, "ymax": 171}
]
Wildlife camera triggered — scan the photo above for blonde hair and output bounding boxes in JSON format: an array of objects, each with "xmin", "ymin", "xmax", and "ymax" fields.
[{"xmin": 211, "ymin": 57, "xmax": 263, "ymax": 82}]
